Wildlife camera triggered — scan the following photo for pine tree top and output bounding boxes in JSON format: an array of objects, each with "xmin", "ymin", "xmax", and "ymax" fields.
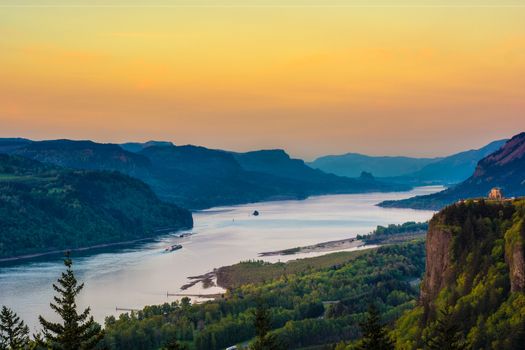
[{"xmin": 38, "ymin": 252, "xmax": 104, "ymax": 350}]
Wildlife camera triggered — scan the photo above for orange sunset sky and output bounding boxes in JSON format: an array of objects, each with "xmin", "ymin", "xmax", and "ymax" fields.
[{"xmin": 1, "ymin": 0, "xmax": 525, "ymax": 159}]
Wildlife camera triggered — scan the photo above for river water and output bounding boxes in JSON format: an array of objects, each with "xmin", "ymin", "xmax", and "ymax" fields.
[{"xmin": 0, "ymin": 186, "xmax": 441, "ymax": 331}]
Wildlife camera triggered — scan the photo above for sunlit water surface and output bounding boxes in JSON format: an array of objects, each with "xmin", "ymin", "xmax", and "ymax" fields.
[{"xmin": 0, "ymin": 186, "xmax": 442, "ymax": 331}]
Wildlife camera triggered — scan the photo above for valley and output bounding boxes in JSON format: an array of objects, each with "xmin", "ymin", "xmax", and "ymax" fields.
[{"xmin": 0, "ymin": 187, "xmax": 438, "ymax": 332}]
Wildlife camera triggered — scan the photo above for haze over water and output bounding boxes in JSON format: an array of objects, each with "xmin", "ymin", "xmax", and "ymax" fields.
[{"xmin": 0, "ymin": 186, "xmax": 441, "ymax": 331}]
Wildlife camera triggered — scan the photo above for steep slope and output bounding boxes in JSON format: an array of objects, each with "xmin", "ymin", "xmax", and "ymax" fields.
[
  {"xmin": 11, "ymin": 139, "xmax": 152, "ymax": 177},
  {"xmin": 0, "ymin": 138, "xmax": 32, "ymax": 153},
  {"xmin": 0, "ymin": 154, "xmax": 192, "ymax": 259},
  {"xmin": 144, "ymin": 145, "xmax": 242, "ymax": 177},
  {"xmin": 3, "ymin": 139, "xmax": 408, "ymax": 209},
  {"xmin": 141, "ymin": 145, "xmax": 409, "ymax": 209},
  {"xmin": 399, "ymin": 139, "xmax": 507, "ymax": 184},
  {"xmin": 235, "ymin": 149, "xmax": 339, "ymax": 181},
  {"xmin": 380, "ymin": 133, "xmax": 525, "ymax": 210},
  {"xmin": 394, "ymin": 200, "xmax": 525, "ymax": 349},
  {"xmin": 138, "ymin": 145, "xmax": 278, "ymax": 208},
  {"xmin": 310, "ymin": 139, "xmax": 507, "ymax": 185},
  {"xmin": 232, "ymin": 149, "xmax": 382, "ymax": 186},
  {"xmin": 308, "ymin": 153, "xmax": 439, "ymax": 178}
]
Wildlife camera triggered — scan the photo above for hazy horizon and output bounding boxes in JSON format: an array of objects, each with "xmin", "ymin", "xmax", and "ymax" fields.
[
  {"xmin": 0, "ymin": 132, "xmax": 514, "ymax": 161},
  {"xmin": 2, "ymin": 0, "xmax": 525, "ymax": 158}
]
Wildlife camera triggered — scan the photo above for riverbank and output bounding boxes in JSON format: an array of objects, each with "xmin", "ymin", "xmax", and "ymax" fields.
[
  {"xmin": 198, "ymin": 248, "xmax": 372, "ymax": 291},
  {"xmin": 0, "ymin": 237, "xmax": 157, "ymax": 263},
  {"xmin": 181, "ymin": 244, "xmax": 375, "ymax": 293},
  {"xmin": 259, "ymin": 237, "xmax": 364, "ymax": 256},
  {"xmin": 183, "ymin": 230, "xmax": 427, "ymax": 294}
]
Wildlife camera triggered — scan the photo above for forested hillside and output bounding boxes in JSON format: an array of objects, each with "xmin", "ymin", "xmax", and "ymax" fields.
[
  {"xmin": 0, "ymin": 154, "xmax": 192, "ymax": 259},
  {"xmin": 1, "ymin": 139, "xmax": 408, "ymax": 209},
  {"xmin": 394, "ymin": 199, "xmax": 525, "ymax": 349},
  {"xmin": 102, "ymin": 242, "xmax": 425, "ymax": 349}
]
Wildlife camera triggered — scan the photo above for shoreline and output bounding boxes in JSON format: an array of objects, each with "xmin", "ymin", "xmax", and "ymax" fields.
[
  {"xmin": 0, "ymin": 237, "xmax": 158, "ymax": 263},
  {"xmin": 182, "ymin": 237, "xmax": 370, "ymax": 293},
  {"xmin": 182, "ymin": 232, "xmax": 427, "ymax": 293},
  {"xmin": 258, "ymin": 237, "xmax": 365, "ymax": 256}
]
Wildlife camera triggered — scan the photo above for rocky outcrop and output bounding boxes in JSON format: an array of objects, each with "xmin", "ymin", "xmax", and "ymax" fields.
[
  {"xmin": 421, "ymin": 200, "xmax": 525, "ymax": 304},
  {"xmin": 505, "ymin": 216, "xmax": 525, "ymax": 292},
  {"xmin": 420, "ymin": 215, "xmax": 453, "ymax": 307},
  {"xmin": 508, "ymin": 245, "xmax": 525, "ymax": 292},
  {"xmin": 397, "ymin": 199, "xmax": 525, "ymax": 349}
]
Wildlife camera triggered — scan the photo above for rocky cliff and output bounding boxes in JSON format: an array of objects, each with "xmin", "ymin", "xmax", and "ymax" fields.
[
  {"xmin": 421, "ymin": 200, "xmax": 525, "ymax": 305},
  {"xmin": 395, "ymin": 199, "xmax": 525, "ymax": 349},
  {"xmin": 419, "ymin": 215, "xmax": 453, "ymax": 307}
]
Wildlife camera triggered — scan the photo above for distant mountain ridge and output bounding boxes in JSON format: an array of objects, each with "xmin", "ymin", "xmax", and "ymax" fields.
[
  {"xmin": 389, "ymin": 139, "xmax": 507, "ymax": 184},
  {"xmin": 0, "ymin": 138, "xmax": 32, "ymax": 154},
  {"xmin": 309, "ymin": 139, "xmax": 507, "ymax": 185},
  {"xmin": 380, "ymin": 132, "xmax": 525, "ymax": 210},
  {"xmin": 120, "ymin": 140, "xmax": 174, "ymax": 153},
  {"xmin": 308, "ymin": 153, "xmax": 440, "ymax": 178},
  {"xmin": 232, "ymin": 149, "xmax": 348, "ymax": 183},
  {"xmin": 11, "ymin": 139, "xmax": 152, "ymax": 177},
  {"xmin": 0, "ymin": 139, "xmax": 408, "ymax": 209},
  {"xmin": 0, "ymin": 154, "xmax": 192, "ymax": 260}
]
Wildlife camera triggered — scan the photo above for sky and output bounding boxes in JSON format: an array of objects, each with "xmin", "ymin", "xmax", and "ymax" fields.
[{"xmin": 1, "ymin": 0, "xmax": 525, "ymax": 160}]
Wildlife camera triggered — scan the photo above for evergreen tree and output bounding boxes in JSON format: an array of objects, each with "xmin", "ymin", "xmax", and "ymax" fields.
[
  {"xmin": 254, "ymin": 301, "xmax": 270, "ymax": 339},
  {"xmin": 163, "ymin": 338, "xmax": 188, "ymax": 350},
  {"xmin": 424, "ymin": 308, "xmax": 467, "ymax": 350},
  {"xmin": 357, "ymin": 304, "xmax": 394, "ymax": 350},
  {"xmin": 0, "ymin": 306, "xmax": 29, "ymax": 350},
  {"xmin": 38, "ymin": 252, "xmax": 104, "ymax": 350},
  {"xmin": 250, "ymin": 301, "xmax": 283, "ymax": 350}
]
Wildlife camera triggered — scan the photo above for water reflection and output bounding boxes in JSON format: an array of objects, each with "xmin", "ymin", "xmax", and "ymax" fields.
[{"xmin": 0, "ymin": 186, "xmax": 442, "ymax": 331}]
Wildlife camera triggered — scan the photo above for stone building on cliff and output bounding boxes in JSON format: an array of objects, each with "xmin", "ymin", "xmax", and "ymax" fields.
[{"xmin": 488, "ymin": 187, "xmax": 503, "ymax": 200}]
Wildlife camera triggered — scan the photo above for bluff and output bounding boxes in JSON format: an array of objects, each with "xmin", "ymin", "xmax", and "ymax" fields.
[
  {"xmin": 0, "ymin": 154, "xmax": 192, "ymax": 259},
  {"xmin": 11, "ymin": 139, "xmax": 152, "ymax": 177},
  {"xmin": 395, "ymin": 199, "xmax": 525, "ymax": 349}
]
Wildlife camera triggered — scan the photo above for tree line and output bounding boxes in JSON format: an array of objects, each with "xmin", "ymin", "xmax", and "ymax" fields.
[
  {"xmin": 1, "ymin": 252, "xmax": 102, "ymax": 350},
  {"xmin": 2, "ymin": 245, "xmax": 470, "ymax": 350}
]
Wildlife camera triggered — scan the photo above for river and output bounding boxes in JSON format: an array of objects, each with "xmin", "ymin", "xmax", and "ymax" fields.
[{"xmin": 0, "ymin": 186, "xmax": 442, "ymax": 331}]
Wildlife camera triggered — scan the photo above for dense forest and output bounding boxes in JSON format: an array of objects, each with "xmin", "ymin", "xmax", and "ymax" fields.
[
  {"xmin": 0, "ymin": 154, "xmax": 192, "ymax": 259},
  {"xmin": 101, "ymin": 242, "xmax": 425, "ymax": 349},
  {"xmin": 394, "ymin": 199, "xmax": 525, "ymax": 349},
  {"xmin": 357, "ymin": 221, "xmax": 428, "ymax": 244}
]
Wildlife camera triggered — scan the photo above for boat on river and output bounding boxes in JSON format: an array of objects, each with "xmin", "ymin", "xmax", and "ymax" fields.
[{"xmin": 164, "ymin": 244, "xmax": 182, "ymax": 252}]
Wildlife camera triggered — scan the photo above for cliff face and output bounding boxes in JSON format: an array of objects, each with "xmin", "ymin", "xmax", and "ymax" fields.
[
  {"xmin": 505, "ymin": 211, "xmax": 525, "ymax": 292},
  {"xmin": 507, "ymin": 243, "xmax": 525, "ymax": 292},
  {"xmin": 396, "ymin": 200, "xmax": 525, "ymax": 349},
  {"xmin": 421, "ymin": 200, "xmax": 524, "ymax": 307},
  {"xmin": 420, "ymin": 216, "xmax": 453, "ymax": 307}
]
